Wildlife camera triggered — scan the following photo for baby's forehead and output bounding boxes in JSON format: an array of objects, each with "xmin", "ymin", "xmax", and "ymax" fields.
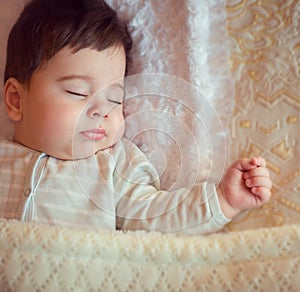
[
  {"xmin": 46, "ymin": 45, "xmax": 125, "ymax": 64},
  {"xmin": 32, "ymin": 45, "xmax": 126, "ymax": 89}
]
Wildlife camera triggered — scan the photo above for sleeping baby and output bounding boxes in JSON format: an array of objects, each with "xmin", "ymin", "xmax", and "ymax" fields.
[{"xmin": 0, "ymin": 0, "xmax": 272, "ymax": 234}]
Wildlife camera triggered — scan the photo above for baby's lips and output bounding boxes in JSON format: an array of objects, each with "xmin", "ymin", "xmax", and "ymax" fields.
[{"xmin": 80, "ymin": 128, "xmax": 107, "ymax": 141}]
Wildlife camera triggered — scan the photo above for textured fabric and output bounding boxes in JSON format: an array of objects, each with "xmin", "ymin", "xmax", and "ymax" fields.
[
  {"xmin": 1, "ymin": 219, "xmax": 300, "ymax": 291},
  {"xmin": 225, "ymin": 0, "xmax": 300, "ymax": 231},
  {"xmin": 0, "ymin": 136, "xmax": 229, "ymax": 234}
]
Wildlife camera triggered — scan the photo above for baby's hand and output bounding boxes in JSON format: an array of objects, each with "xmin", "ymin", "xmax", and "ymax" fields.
[{"xmin": 217, "ymin": 157, "xmax": 272, "ymax": 219}]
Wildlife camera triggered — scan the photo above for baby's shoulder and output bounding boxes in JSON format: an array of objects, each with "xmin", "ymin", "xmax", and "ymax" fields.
[
  {"xmin": 0, "ymin": 136, "xmax": 40, "ymax": 158},
  {"xmin": 0, "ymin": 135, "xmax": 12, "ymax": 146},
  {"xmin": 0, "ymin": 136, "xmax": 22, "ymax": 155}
]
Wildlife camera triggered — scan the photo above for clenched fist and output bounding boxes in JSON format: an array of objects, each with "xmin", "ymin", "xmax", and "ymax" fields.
[{"xmin": 217, "ymin": 157, "xmax": 272, "ymax": 219}]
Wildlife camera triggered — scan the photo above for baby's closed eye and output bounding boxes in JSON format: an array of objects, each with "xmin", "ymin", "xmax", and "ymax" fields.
[
  {"xmin": 107, "ymin": 98, "xmax": 122, "ymax": 105},
  {"xmin": 66, "ymin": 90, "xmax": 88, "ymax": 100}
]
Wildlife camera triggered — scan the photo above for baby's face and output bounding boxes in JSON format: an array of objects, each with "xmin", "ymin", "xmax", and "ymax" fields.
[{"xmin": 14, "ymin": 46, "xmax": 126, "ymax": 159}]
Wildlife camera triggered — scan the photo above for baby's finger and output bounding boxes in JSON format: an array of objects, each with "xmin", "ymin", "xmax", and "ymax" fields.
[
  {"xmin": 235, "ymin": 158, "xmax": 259, "ymax": 172},
  {"xmin": 251, "ymin": 156, "xmax": 266, "ymax": 167},
  {"xmin": 245, "ymin": 176, "xmax": 272, "ymax": 190},
  {"xmin": 244, "ymin": 167, "xmax": 270, "ymax": 180},
  {"xmin": 251, "ymin": 186, "xmax": 272, "ymax": 204}
]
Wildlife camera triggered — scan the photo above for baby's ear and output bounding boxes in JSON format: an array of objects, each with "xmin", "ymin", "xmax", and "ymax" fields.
[{"xmin": 4, "ymin": 77, "xmax": 24, "ymax": 122}]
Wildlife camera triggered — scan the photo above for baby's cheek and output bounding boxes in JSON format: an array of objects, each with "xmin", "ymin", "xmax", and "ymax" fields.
[
  {"xmin": 45, "ymin": 109, "xmax": 75, "ymax": 138},
  {"xmin": 113, "ymin": 117, "xmax": 125, "ymax": 141}
]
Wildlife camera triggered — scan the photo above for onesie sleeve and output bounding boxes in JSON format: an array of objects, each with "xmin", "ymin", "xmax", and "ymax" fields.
[{"xmin": 113, "ymin": 139, "xmax": 231, "ymax": 235}]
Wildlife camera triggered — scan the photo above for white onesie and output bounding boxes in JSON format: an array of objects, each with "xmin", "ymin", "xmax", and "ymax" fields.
[{"xmin": 0, "ymin": 136, "xmax": 230, "ymax": 235}]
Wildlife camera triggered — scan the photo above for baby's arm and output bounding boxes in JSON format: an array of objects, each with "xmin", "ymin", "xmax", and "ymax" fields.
[
  {"xmin": 217, "ymin": 157, "xmax": 272, "ymax": 219},
  {"xmin": 115, "ymin": 139, "xmax": 231, "ymax": 234}
]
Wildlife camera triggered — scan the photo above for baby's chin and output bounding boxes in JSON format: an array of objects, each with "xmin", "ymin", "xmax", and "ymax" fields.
[
  {"xmin": 71, "ymin": 137, "xmax": 125, "ymax": 160},
  {"xmin": 53, "ymin": 143, "xmax": 116, "ymax": 161},
  {"xmin": 25, "ymin": 141, "xmax": 114, "ymax": 161}
]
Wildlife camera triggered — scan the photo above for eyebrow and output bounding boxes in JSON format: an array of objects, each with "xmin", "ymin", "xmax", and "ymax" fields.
[
  {"xmin": 56, "ymin": 75, "xmax": 124, "ymax": 90},
  {"xmin": 56, "ymin": 74, "xmax": 93, "ymax": 82}
]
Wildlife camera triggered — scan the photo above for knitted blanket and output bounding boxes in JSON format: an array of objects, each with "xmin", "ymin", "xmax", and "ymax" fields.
[{"xmin": 1, "ymin": 219, "xmax": 300, "ymax": 291}]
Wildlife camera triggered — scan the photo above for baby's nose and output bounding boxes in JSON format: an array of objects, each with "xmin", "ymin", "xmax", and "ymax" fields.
[{"xmin": 86, "ymin": 99, "xmax": 109, "ymax": 119}]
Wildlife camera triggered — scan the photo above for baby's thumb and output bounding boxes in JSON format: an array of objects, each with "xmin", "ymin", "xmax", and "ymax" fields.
[{"xmin": 234, "ymin": 158, "xmax": 258, "ymax": 172}]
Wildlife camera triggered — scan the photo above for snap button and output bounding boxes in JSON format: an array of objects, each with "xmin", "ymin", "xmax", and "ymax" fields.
[{"xmin": 24, "ymin": 188, "xmax": 32, "ymax": 197}]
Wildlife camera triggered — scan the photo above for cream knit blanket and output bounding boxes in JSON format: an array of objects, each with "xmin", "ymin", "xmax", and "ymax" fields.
[{"xmin": 1, "ymin": 219, "xmax": 300, "ymax": 291}]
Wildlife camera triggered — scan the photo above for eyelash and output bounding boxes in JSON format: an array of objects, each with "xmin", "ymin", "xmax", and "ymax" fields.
[
  {"xmin": 66, "ymin": 90, "xmax": 123, "ymax": 105},
  {"xmin": 107, "ymin": 99, "xmax": 122, "ymax": 105},
  {"xmin": 66, "ymin": 90, "xmax": 88, "ymax": 98}
]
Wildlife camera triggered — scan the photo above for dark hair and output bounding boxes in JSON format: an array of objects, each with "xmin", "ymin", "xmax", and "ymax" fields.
[{"xmin": 4, "ymin": 0, "xmax": 132, "ymax": 84}]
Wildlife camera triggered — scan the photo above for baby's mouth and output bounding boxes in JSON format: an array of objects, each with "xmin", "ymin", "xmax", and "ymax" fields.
[{"xmin": 80, "ymin": 128, "xmax": 107, "ymax": 141}]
